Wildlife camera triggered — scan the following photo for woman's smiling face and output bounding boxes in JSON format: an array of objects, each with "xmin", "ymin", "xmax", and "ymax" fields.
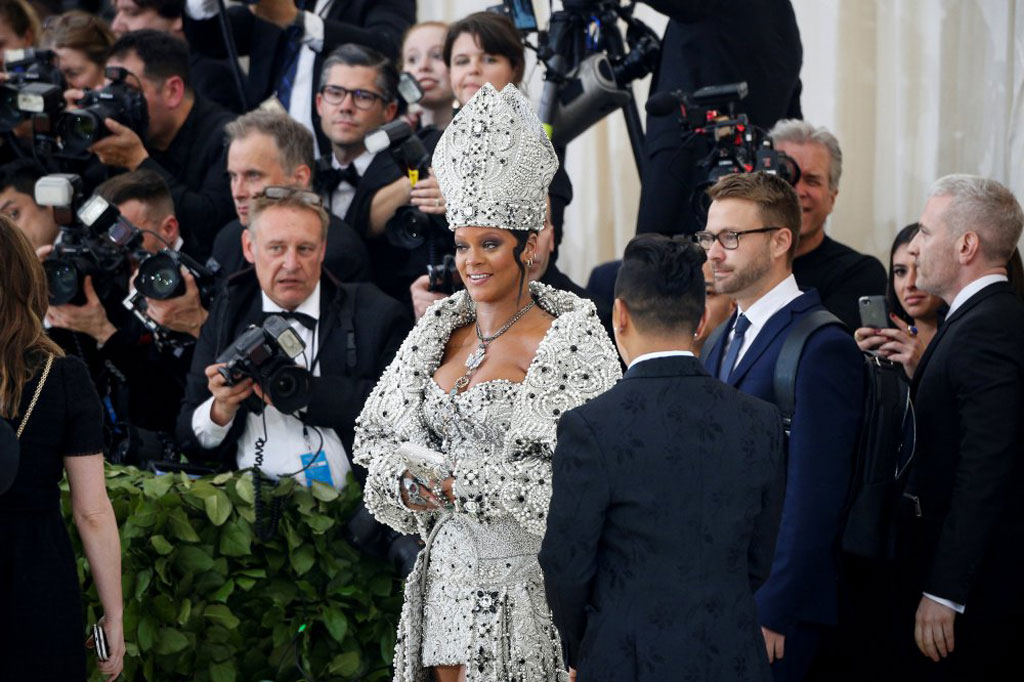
[{"xmin": 454, "ymin": 226, "xmax": 535, "ymax": 304}]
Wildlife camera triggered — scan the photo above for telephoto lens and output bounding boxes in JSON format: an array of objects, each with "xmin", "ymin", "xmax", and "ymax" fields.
[
  {"xmin": 135, "ymin": 252, "xmax": 185, "ymax": 299},
  {"xmin": 43, "ymin": 258, "xmax": 87, "ymax": 305}
]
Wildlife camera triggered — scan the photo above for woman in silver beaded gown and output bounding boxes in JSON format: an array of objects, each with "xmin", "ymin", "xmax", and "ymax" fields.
[{"xmin": 353, "ymin": 83, "xmax": 621, "ymax": 682}]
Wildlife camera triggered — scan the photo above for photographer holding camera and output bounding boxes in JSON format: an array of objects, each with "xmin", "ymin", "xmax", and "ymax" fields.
[
  {"xmin": 177, "ymin": 186, "xmax": 410, "ymax": 482},
  {"xmin": 90, "ymin": 29, "xmax": 235, "ymax": 261}
]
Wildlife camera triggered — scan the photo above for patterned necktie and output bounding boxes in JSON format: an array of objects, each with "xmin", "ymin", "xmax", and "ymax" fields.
[
  {"xmin": 276, "ymin": 0, "xmax": 310, "ymax": 111},
  {"xmin": 717, "ymin": 314, "xmax": 751, "ymax": 382}
]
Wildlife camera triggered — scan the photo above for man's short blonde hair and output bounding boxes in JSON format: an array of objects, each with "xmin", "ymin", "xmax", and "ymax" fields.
[
  {"xmin": 248, "ymin": 190, "xmax": 329, "ymax": 241},
  {"xmin": 930, "ymin": 174, "xmax": 1023, "ymax": 265}
]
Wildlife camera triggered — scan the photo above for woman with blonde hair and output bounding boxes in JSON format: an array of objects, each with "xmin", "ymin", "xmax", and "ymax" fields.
[
  {"xmin": 41, "ymin": 10, "xmax": 114, "ymax": 89},
  {"xmin": 0, "ymin": 215, "xmax": 124, "ymax": 680}
]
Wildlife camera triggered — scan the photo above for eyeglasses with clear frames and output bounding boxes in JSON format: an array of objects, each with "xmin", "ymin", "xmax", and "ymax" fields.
[
  {"xmin": 258, "ymin": 186, "xmax": 324, "ymax": 207},
  {"xmin": 693, "ymin": 226, "xmax": 782, "ymax": 250},
  {"xmin": 319, "ymin": 85, "xmax": 386, "ymax": 109}
]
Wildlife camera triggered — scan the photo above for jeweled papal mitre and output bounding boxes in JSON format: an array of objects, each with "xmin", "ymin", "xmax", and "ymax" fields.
[{"xmin": 433, "ymin": 82, "xmax": 559, "ymax": 232}]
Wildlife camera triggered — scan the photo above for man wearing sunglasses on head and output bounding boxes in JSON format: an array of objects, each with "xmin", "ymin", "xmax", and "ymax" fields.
[{"xmin": 177, "ymin": 186, "xmax": 411, "ymax": 484}]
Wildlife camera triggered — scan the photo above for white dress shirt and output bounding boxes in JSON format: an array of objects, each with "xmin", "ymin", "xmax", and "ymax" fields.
[
  {"xmin": 328, "ymin": 150, "xmax": 376, "ymax": 221},
  {"xmin": 723, "ymin": 274, "xmax": 803, "ymax": 369},
  {"xmin": 191, "ymin": 283, "xmax": 353, "ymax": 489},
  {"xmin": 185, "ymin": 0, "xmax": 333, "ymax": 146},
  {"xmin": 945, "ymin": 274, "xmax": 1009, "ymax": 318},
  {"xmin": 627, "ymin": 350, "xmax": 695, "ymax": 370}
]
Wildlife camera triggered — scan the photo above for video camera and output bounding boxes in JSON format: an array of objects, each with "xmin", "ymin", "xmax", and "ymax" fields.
[
  {"xmin": 646, "ymin": 81, "xmax": 802, "ymax": 220},
  {"xmin": 216, "ymin": 315, "xmax": 314, "ymax": 415},
  {"xmin": 56, "ymin": 67, "xmax": 148, "ymax": 157},
  {"xmin": 0, "ymin": 48, "xmax": 65, "ymax": 133},
  {"xmin": 490, "ymin": 0, "xmax": 659, "ymax": 165},
  {"xmin": 365, "ymin": 119, "xmax": 456, "ymax": 293},
  {"xmin": 37, "ymin": 175, "xmax": 138, "ymax": 306}
]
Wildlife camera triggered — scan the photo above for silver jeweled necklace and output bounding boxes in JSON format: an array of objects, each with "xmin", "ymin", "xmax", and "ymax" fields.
[{"xmin": 451, "ymin": 298, "xmax": 536, "ymax": 396}]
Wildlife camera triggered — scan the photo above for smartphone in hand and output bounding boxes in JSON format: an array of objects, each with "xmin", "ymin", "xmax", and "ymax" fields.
[{"xmin": 858, "ymin": 295, "xmax": 890, "ymax": 329}]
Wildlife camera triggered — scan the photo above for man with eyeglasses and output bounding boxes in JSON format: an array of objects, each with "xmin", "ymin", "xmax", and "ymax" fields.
[
  {"xmin": 699, "ymin": 172, "xmax": 864, "ymax": 682},
  {"xmin": 177, "ymin": 186, "xmax": 410, "ymax": 484},
  {"xmin": 313, "ymin": 43, "xmax": 431, "ymax": 304}
]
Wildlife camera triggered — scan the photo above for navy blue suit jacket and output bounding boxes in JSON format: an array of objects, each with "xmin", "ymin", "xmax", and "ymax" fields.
[
  {"xmin": 702, "ymin": 289, "xmax": 864, "ymax": 632},
  {"xmin": 540, "ymin": 356, "xmax": 785, "ymax": 681}
]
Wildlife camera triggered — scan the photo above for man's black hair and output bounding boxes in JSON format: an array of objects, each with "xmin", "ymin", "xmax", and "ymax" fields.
[
  {"xmin": 108, "ymin": 28, "xmax": 191, "ymax": 90},
  {"xmin": 319, "ymin": 43, "xmax": 399, "ymax": 103},
  {"xmin": 0, "ymin": 159, "xmax": 48, "ymax": 197},
  {"xmin": 614, "ymin": 234, "xmax": 708, "ymax": 335}
]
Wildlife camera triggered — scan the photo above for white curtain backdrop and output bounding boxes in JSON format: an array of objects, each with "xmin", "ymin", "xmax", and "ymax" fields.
[{"xmin": 420, "ymin": 0, "xmax": 1024, "ymax": 284}]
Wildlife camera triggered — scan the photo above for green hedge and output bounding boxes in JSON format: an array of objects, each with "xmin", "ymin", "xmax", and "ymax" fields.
[{"xmin": 60, "ymin": 466, "xmax": 403, "ymax": 681}]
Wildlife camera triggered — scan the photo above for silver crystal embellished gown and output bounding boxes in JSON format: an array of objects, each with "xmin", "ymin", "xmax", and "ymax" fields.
[{"xmin": 354, "ymin": 283, "xmax": 621, "ymax": 682}]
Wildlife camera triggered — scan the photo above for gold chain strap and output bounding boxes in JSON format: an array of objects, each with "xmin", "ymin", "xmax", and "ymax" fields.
[{"xmin": 16, "ymin": 354, "xmax": 53, "ymax": 439}]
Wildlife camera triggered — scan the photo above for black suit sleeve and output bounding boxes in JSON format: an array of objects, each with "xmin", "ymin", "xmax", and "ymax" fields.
[
  {"xmin": 925, "ymin": 317, "xmax": 1023, "ymax": 604},
  {"xmin": 748, "ymin": 404, "xmax": 786, "ymax": 594},
  {"xmin": 321, "ymin": 0, "xmax": 415, "ymax": 59},
  {"xmin": 641, "ymin": 0, "xmax": 723, "ymax": 22},
  {"xmin": 820, "ymin": 256, "xmax": 888, "ymax": 331},
  {"xmin": 539, "ymin": 409, "xmax": 610, "ymax": 668}
]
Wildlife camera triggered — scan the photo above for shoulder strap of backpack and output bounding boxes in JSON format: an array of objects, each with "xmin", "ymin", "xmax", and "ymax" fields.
[{"xmin": 773, "ymin": 309, "xmax": 845, "ymax": 429}]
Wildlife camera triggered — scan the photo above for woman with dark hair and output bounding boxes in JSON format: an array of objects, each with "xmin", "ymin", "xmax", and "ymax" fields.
[
  {"xmin": 855, "ymin": 222, "xmax": 944, "ymax": 378},
  {"xmin": 0, "ymin": 215, "xmax": 124, "ymax": 680},
  {"xmin": 41, "ymin": 10, "xmax": 114, "ymax": 89},
  {"xmin": 0, "ymin": 0, "xmax": 38, "ymax": 57},
  {"xmin": 355, "ymin": 83, "xmax": 619, "ymax": 682}
]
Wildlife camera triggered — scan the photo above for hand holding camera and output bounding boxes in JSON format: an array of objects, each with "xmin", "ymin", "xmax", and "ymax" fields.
[
  {"xmin": 46, "ymin": 275, "xmax": 118, "ymax": 345},
  {"xmin": 205, "ymin": 362, "xmax": 254, "ymax": 427},
  {"xmin": 90, "ymin": 117, "xmax": 149, "ymax": 170}
]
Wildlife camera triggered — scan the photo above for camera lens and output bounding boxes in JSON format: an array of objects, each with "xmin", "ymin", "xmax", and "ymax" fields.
[
  {"xmin": 136, "ymin": 253, "xmax": 184, "ymax": 300},
  {"xmin": 43, "ymin": 260, "xmax": 81, "ymax": 305},
  {"xmin": 57, "ymin": 109, "xmax": 105, "ymax": 152},
  {"xmin": 0, "ymin": 86, "xmax": 23, "ymax": 129},
  {"xmin": 385, "ymin": 206, "xmax": 430, "ymax": 249},
  {"xmin": 266, "ymin": 364, "xmax": 312, "ymax": 414}
]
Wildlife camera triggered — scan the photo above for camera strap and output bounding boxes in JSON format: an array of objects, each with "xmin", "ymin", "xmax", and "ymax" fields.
[{"xmin": 315, "ymin": 285, "xmax": 358, "ymax": 374}]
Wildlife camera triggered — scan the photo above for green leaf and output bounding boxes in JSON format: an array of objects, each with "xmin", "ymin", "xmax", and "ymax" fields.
[
  {"xmin": 204, "ymin": 489, "xmax": 233, "ymax": 526},
  {"xmin": 369, "ymin": 574, "xmax": 392, "ymax": 597},
  {"xmin": 134, "ymin": 568, "xmax": 153, "ymax": 600},
  {"xmin": 290, "ymin": 544, "xmax": 315, "ymax": 576},
  {"xmin": 235, "ymin": 577, "xmax": 256, "ymax": 591},
  {"xmin": 175, "ymin": 545, "xmax": 215, "ymax": 573},
  {"xmin": 142, "ymin": 474, "xmax": 174, "ymax": 499},
  {"xmin": 167, "ymin": 507, "xmax": 201, "ymax": 542},
  {"xmin": 204, "ymin": 604, "xmax": 241, "ymax": 630},
  {"xmin": 218, "ymin": 519, "xmax": 252, "ymax": 557},
  {"xmin": 209, "ymin": 660, "xmax": 236, "ymax": 682},
  {"xmin": 211, "ymin": 578, "xmax": 235, "ymax": 603},
  {"xmin": 176, "ymin": 598, "xmax": 192, "ymax": 626},
  {"xmin": 320, "ymin": 608, "xmax": 348, "ymax": 643},
  {"xmin": 153, "ymin": 627, "xmax": 189, "ymax": 655},
  {"xmin": 212, "ymin": 472, "xmax": 234, "ymax": 485},
  {"xmin": 237, "ymin": 568, "xmax": 267, "ymax": 578},
  {"xmin": 150, "ymin": 535, "xmax": 174, "ymax": 555},
  {"xmin": 328, "ymin": 651, "xmax": 360, "ymax": 676},
  {"xmin": 306, "ymin": 513, "xmax": 334, "ymax": 534},
  {"xmin": 234, "ymin": 475, "xmax": 254, "ymax": 504},
  {"xmin": 137, "ymin": 614, "xmax": 158, "ymax": 653}
]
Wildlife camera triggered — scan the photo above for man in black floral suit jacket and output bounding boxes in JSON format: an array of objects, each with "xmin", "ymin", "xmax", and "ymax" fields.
[{"xmin": 540, "ymin": 234, "xmax": 785, "ymax": 682}]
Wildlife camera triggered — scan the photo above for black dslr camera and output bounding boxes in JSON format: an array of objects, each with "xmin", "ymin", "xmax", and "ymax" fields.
[
  {"xmin": 216, "ymin": 315, "xmax": 313, "ymax": 415},
  {"xmin": 646, "ymin": 81, "xmax": 802, "ymax": 221},
  {"xmin": 365, "ymin": 120, "xmax": 456, "ymax": 293},
  {"xmin": 0, "ymin": 48, "xmax": 66, "ymax": 133},
  {"xmin": 56, "ymin": 67, "xmax": 148, "ymax": 156},
  {"xmin": 39, "ymin": 177, "xmax": 137, "ymax": 306},
  {"xmin": 135, "ymin": 249, "xmax": 220, "ymax": 307}
]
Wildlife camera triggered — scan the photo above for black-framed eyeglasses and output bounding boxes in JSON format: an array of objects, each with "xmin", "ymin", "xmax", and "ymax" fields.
[
  {"xmin": 693, "ymin": 227, "xmax": 782, "ymax": 251},
  {"xmin": 319, "ymin": 85, "xmax": 386, "ymax": 109},
  {"xmin": 258, "ymin": 186, "xmax": 324, "ymax": 207}
]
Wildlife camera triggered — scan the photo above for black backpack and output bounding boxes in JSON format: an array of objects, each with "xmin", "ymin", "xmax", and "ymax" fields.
[{"xmin": 773, "ymin": 310, "xmax": 916, "ymax": 560}]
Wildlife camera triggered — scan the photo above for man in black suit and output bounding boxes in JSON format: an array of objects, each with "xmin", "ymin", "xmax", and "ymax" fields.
[
  {"xmin": 636, "ymin": 0, "xmax": 803, "ymax": 236},
  {"xmin": 176, "ymin": 187, "xmax": 410, "ymax": 482},
  {"xmin": 183, "ymin": 0, "xmax": 414, "ymax": 154},
  {"xmin": 893, "ymin": 174, "xmax": 1024, "ymax": 680},
  {"xmin": 540, "ymin": 234, "xmax": 785, "ymax": 682},
  {"xmin": 212, "ymin": 109, "xmax": 370, "ymax": 283}
]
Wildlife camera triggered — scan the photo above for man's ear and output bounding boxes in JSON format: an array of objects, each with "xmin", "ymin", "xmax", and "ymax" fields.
[
  {"xmin": 693, "ymin": 305, "xmax": 711, "ymax": 341},
  {"xmin": 160, "ymin": 214, "xmax": 180, "ymax": 244},
  {"xmin": 612, "ymin": 297, "xmax": 629, "ymax": 332},
  {"xmin": 958, "ymin": 231, "xmax": 981, "ymax": 265},
  {"xmin": 774, "ymin": 227, "xmax": 794, "ymax": 259},
  {"xmin": 164, "ymin": 75, "xmax": 187, "ymax": 108},
  {"xmin": 241, "ymin": 227, "xmax": 256, "ymax": 264},
  {"xmin": 293, "ymin": 164, "xmax": 313, "ymax": 188},
  {"xmin": 383, "ymin": 100, "xmax": 399, "ymax": 123}
]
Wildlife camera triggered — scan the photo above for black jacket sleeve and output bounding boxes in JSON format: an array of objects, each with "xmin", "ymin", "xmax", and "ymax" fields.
[{"xmin": 321, "ymin": 0, "xmax": 416, "ymax": 60}]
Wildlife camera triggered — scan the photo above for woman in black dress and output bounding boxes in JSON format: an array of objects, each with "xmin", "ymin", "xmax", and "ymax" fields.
[{"xmin": 0, "ymin": 216, "xmax": 124, "ymax": 680}]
